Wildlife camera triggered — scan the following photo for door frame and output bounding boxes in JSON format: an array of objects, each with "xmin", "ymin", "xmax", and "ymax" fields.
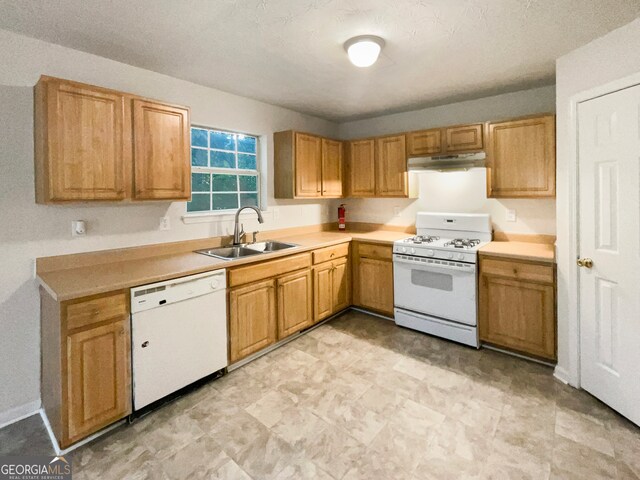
[{"xmin": 558, "ymin": 71, "xmax": 640, "ymax": 387}]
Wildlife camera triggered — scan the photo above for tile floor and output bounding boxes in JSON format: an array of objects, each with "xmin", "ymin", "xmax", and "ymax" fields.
[{"xmin": 2, "ymin": 311, "xmax": 639, "ymax": 479}]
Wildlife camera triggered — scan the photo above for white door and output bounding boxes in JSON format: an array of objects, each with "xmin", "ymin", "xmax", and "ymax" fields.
[{"xmin": 578, "ymin": 84, "xmax": 640, "ymax": 426}]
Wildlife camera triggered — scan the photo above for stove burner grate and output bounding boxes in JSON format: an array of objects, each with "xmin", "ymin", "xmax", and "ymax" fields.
[
  {"xmin": 407, "ymin": 235, "xmax": 440, "ymax": 244},
  {"xmin": 444, "ymin": 238, "xmax": 481, "ymax": 249}
]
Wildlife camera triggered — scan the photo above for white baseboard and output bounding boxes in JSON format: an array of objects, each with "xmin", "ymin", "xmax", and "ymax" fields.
[
  {"xmin": 0, "ymin": 400, "xmax": 41, "ymax": 430},
  {"xmin": 553, "ymin": 366, "xmax": 571, "ymax": 385}
]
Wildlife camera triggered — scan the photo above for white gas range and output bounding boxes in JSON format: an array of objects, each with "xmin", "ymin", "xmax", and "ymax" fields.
[{"xmin": 393, "ymin": 212, "xmax": 492, "ymax": 348}]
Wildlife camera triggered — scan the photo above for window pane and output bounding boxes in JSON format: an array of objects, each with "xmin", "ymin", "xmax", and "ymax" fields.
[
  {"xmin": 211, "ymin": 131, "xmax": 235, "ymax": 151},
  {"xmin": 212, "ymin": 174, "xmax": 238, "ymax": 192},
  {"xmin": 210, "ymin": 150, "xmax": 236, "ymax": 168},
  {"xmin": 238, "ymin": 153, "xmax": 257, "ymax": 170},
  {"xmin": 187, "ymin": 193, "xmax": 210, "ymax": 212},
  {"xmin": 191, "ymin": 128, "xmax": 208, "ymax": 148},
  {"xmin": 212, "ymin": 193, "xmax": 239, "ymax": 210},
  {"xmin": 239, "ymin": 175, "xmax": 257, "ymax": 191},
  {"xmin": 192, "ymin": 173, "xmax": 210, "ymax": 192},
  {"xmin": 237, "ymin": 135, "xmax": 257, "ymax": 154},
  {"xmin": 240, "ymin": 193, "xmax": 258, "ymax": 208},
  {"xmin": 191, "ymin": 148, "xmax": 208, "ymax": 167}
]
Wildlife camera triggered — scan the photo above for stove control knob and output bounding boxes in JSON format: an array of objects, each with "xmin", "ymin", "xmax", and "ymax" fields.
[
  {"xmin": 447, "ymin": 253, "xmax": 454, "ymax": 260},
  {"xmin": 400, "ymin": 247, "xmax": 407, "ymax": 253},
  {"xmin": 427, "ymin": 249, "xmax": 434, "ymax": 256},
  {"xmin": 410, "ymin": 248, "xmax": 416, "ymax": 254},
  {"xmin": 457, "ymin": 253, "xmax": 465, "ymax": 261}
]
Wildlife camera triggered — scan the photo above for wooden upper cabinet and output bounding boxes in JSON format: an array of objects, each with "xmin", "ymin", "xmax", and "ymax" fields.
[
  {"xmin": 375, "ymin": 134, "xmax": 407, "ymax": 197},
  {"xmin": 35, "ymin": 77, "xmax": 126, "ymax": 203},
  {"xmin": 132, "ymin": 99, "xmax": 190, "ymax": 200},
  {"xmin": 347, "ymin": 139, "xmax": 376, "ymax": 197},
  {"xmin": 295, "ymin": 133, "xmax": 323, "ymax": 197},
  {"xmin": 407, "ymin": 128, "xmax": 441, "ymax": 156},
  {"xmin": 34, "ymin": 76, "xmax": 191, "ymax": 204},
  {"xmin": 486, "ymin": 114, "xmax": 556, "ymax": 198},
  {"xmin": 321, "ymin": 138, "xmax": 343, "ymax": 197},
  {"xmin": 274, "ymin": 131, "xmax": 342, "ymax": 198},
  {"xmin": 444, "ymin": 124, "xmax": 484, "ymax": 153}
]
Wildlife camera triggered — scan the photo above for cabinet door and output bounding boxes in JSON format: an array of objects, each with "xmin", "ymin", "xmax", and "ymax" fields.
[
  {"xmin": 332, "ymin": 257, "xmax": 351, "ymax": 313},
  {"xmin": 407, "ymin": 129, "xmax": 442, "ymax": 156},
  {"xmin": 132, "ymin": 99, "xmax": 190, "ymax": 200},
  {"xmin": 321, "ymin": 138, "xmax": 343, "ymax": 197},
  {"xmin": 444, "ymin": 124, "xmax": 483, "ymax": 153},
  {"xmin": 42, "ymin": 80, "xmax": 126, "ymax": 202},
  {"xmin": 295, "ymin": 133, "xmax": 322, "ymax": 197},
  {"xmin": 66, "ymin": 319, "xmax": 130, "ymax": 443},
  {"xmin": 314, "ymin": 262, "xmax": 334, "ymax": 322},
  {"xmin": 479, "ymin": 273, "xmax": 556, "ymax": 360},
  {"xmin": 356, "ymin": 258, "xmax": 394, "ymax": 315},
  {"xmin": 229, "ymin": 279, "xmax": 277, "ymax": 363},
  {"xmin": 487, "ymin": 115, "xmax": 555, "ymax": 198},
  {"xmin": 277, "ymin": 269, "xmax": 313, "ymax": 339},
  {"xmin": 375, "ymin": 135, "xmax": 407, "ymax": 197},
  {"xmin": 347, "ymin": 140, "xmax": 376, "ymax": 197}
]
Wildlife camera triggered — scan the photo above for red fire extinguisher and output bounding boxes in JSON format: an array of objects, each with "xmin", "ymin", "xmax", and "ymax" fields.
[{"xmin": 338, "ymin": 204, "xmax": 346, "ymax": 230}]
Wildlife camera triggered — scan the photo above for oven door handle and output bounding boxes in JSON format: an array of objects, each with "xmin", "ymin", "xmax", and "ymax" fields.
[{"xmin": 393, "ymin": 256, "xmax": 476, "ymax": 274}]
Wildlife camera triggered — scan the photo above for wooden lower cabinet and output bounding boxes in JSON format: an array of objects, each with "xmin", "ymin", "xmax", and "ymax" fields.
[
  {"xmin": 277, "ymin": 269, "xmax": 313, "ymax": 339},
  {"xmin": 353, "ymin": 242, "xmax": 394, "ymax": 316},
  {"xmin": 313, "ymin": 256, "xmax": 351, "ymax": 322},
  {"xmin": 229, "ymin": 279, "xmax": 277, "ymax": 363},
  {"xmin": 479, "ymin": 255, "xmax": 556, "ymax": 360},
  {"xmin": 40, "ymin": 289, "xmax": 132, "ymax": 448},
  {"xmin": 67, "ymin": 319, "xmax": 130, "ymax": 442}
]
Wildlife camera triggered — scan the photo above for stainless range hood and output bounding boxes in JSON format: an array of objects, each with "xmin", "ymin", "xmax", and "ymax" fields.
[{"xmin": 408, "ymin": 151, "xmax": 486, "ymax": 172}]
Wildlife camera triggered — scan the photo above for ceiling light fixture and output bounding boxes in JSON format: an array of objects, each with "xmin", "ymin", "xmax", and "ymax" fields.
[{"xmin": 344, "ymin": 35, "xmax": 385, "ymax": 68}]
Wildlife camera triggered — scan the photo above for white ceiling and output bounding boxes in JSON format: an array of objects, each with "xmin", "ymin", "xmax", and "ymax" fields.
[{"xmin": 0, "ymin": 0, "xmax": 639, "ymax": 121}]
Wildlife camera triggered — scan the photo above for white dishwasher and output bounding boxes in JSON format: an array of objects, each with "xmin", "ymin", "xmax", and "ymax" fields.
[{"xmin": 130, "ymin": 269, "xmax": 227, "ymax": 411}]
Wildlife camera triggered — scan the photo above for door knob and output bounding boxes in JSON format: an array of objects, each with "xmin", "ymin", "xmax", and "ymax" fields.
[{"xmin": 577, "ymin": 258, "xmax": 594, "ymax": 268}]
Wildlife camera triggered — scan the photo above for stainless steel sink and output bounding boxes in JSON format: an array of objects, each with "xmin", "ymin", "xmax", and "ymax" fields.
[
  {"xmin": 195, "ymin": 246, "xmax": 264, "ymax": 261},
  {"xmin": 245, "ymin": 241, "xmax": 298, "ymax": 253},
  {"xmin": 195, "ymin": 240, "xmax": 298, "ymax": 261}
]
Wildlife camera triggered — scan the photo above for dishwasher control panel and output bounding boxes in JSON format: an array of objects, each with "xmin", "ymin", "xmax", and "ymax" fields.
[{"xmin": 131, "ymin": 270, "xmax": 226, "ymax": 314}]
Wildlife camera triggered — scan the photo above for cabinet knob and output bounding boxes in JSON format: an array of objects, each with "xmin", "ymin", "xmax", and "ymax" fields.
[{"xmin": 577, "ymin": 258, "xmax": 594, "ymax": 268}]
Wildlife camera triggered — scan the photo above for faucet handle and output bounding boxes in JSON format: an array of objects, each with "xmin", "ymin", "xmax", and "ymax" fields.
[{"xmin": 252, "ymin": 231, "xmax": 259, "ymax": 243}]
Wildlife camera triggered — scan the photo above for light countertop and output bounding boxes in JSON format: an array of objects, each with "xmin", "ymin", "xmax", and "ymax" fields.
[
  {"xmin": 479, "ymin": 241, "xmax": 555, "ymax": 264},
  {"xmin": 38, "ymin": 230, "xmax": 410, "ymax": 302}
]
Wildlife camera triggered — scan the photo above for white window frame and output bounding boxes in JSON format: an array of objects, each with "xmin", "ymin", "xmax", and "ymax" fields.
[{"xmin": 185, "ymin": 125, "xmax": 261, "ymax": 218}]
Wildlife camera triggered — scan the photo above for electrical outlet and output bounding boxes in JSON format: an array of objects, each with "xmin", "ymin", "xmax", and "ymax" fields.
[
  {"xmin": 71, "ymin": 220, "xmax": 86, "ymax": 237},
  {"xmin": 393, "ymin": 206, "xmax": 402, "ymax": 217},
  {"xmin": 272, "ymin": 207, "xmax": 280, "ymax": 220},
  {"xmin": 159, "ymin": 216, "xmax": 171, "ymax": 231},
  {"xmin": 506, "ymin": 209, "xmax": 517, "ymax": 222}
]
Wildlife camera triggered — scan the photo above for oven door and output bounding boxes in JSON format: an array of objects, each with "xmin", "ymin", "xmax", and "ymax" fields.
[{"xmin": 393, "ymin": 254, "xmax": 477, "ymax": 326}]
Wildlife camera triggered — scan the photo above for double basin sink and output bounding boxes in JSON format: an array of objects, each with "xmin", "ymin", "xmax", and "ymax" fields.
[{"xmin": 195, "ymin": 240, "xmax": 298, "ymax": 261}]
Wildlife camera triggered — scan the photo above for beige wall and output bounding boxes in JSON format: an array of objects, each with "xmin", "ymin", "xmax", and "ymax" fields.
[
  {"xmin": 0, "ymin": 28, "xmax": 339, "ymax": 425},
  {"xmin": 555, "ymin": 18, "xmax": 640, "ymax": 386},
  {"xmin": 336, "ymin": 86, "xmax": 557, "ymax": 235}
]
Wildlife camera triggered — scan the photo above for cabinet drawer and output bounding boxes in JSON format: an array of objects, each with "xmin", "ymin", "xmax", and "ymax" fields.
[
  {"xmin": 65, "ymin": 292, "xmax": 129, "ymax": 331},
  {"xmin": 480, "ymin": 257, "xmax": 554, "ymax": 284},
  {"xmin": 229, "ymin": 253, "xmax": 312, "ymax": 287},
  {"xmin": 313, "ymin": 243, "xmax": 349, "ymax": 264},
  {"xmin": 357, "ymin": 242, "xmax": 393, "ymax": 261}
]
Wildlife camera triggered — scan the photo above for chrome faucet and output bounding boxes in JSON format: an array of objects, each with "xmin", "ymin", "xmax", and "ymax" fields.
[{"xmin": 233, "ymin": 206, "xmax": 264, "ymax": 245}]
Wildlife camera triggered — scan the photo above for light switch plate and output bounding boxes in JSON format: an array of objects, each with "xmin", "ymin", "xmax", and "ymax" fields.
[
  {"xmin": 393, "ymin": 206, "xmax": 402, "ymax": 217},
  {"xmin": 506, "ymin": 209, "xmax": 517, "ymax": 222},
  {"xmin": 159, "ymin": 216, "xmax": 171, "ymax": 231}
]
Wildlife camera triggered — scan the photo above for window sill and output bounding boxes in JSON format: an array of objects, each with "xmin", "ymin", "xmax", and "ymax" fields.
[{"xmin": 182, "ymin": 209, "xmax": 267, "ymax": 224}]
